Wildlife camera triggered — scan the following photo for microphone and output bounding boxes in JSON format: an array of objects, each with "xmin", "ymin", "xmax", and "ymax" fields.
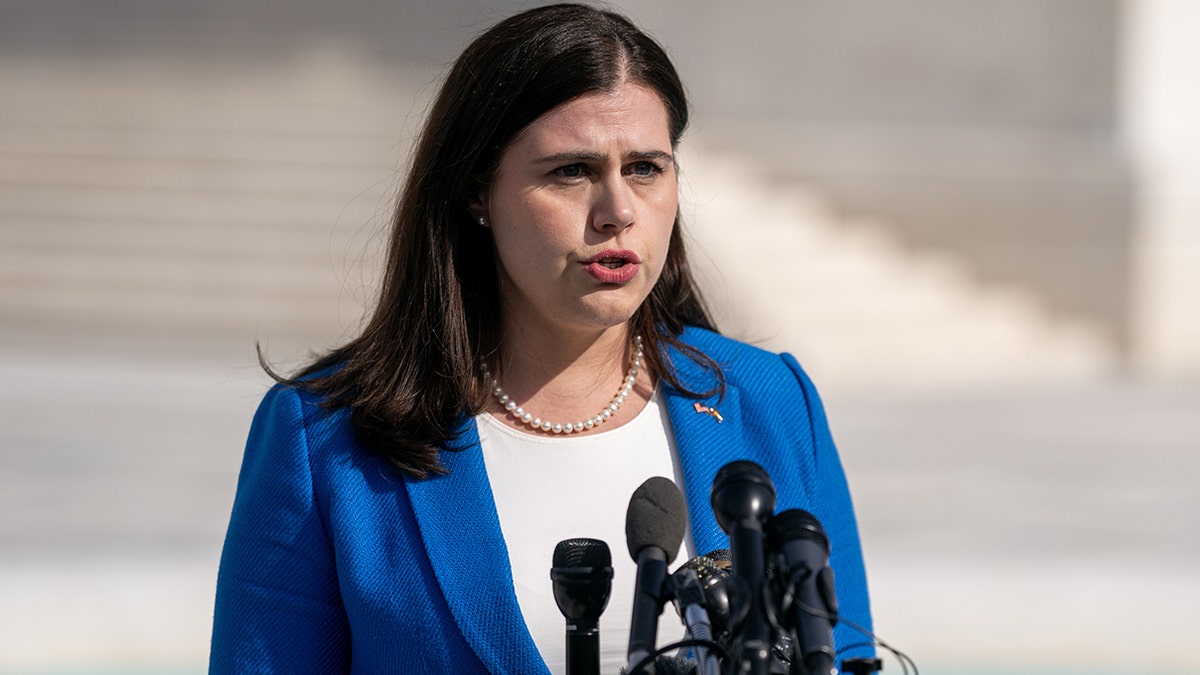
[
  {"xmin": 551, "ymin": 538, "xmax": 614, "ymax": 675},
  {"xmin": 710, "ymin": 460, "xmax": 776, "ymax": 675},
  {"xmin": 675, "ymin": 550, "xmax": 736, "ymax": 646},
  {"xmin": 670, "ymin": 566, "xmax": 719, "ymax": 675},
  {"xmin": 767, "ymin": 509, "xmax": 838, "ymax": 675},
  {"xmin": 625, "ymin": 477, "xmax": 688, "ymax": 675}
]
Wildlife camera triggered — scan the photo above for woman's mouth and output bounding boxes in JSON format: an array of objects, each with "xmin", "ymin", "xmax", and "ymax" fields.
[{"xmin": 583, "ymin": 250, "xmax": 641, "ymax": 284}]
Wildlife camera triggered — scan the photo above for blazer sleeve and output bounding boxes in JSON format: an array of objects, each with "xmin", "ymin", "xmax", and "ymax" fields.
[
  {"xmin": 209, "ymin": 385, "xmax": 350, "ymax": 674},
  {"xmin": 782, "ymin": 352, "xmax": 876, "ymax": 660}
]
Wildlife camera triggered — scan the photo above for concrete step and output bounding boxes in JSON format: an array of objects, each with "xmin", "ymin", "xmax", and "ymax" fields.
[
  {"xmin": 682, "ymin": 147, "xmax": 1117, "ymax": 389},
  {"xmin": 0, "ymin": 151, "xmax": 400, "ymax": 195},
  {"xmin": 0, "ymin": 58, "xmax": 431, "ymax": 130},
  {"xmin": 0, "ymin": 59, "xmax": 414, "ymax": 341},
  {"xmin": 0, "ymin": 125, "xmax": 405, "ymax": 171},
  {"xmin": 0, "ymin": 215, "xmax": 371, "ymax": 258}
]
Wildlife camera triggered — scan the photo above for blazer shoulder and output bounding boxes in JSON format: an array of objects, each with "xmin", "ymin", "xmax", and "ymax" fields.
[
  {"xmin": 248, "ymin": 378, "xmax": 358, "ymax": 469},
  {"xmin": 680, "ymin": 325, "xmax": 788, "ymax": 360},
  {"xmin": 680, "ymin": 326, "xmax": 811, "ymax": 391}
]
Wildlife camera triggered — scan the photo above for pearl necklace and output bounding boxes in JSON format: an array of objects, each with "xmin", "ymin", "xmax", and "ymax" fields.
[{"xmin": 484, "ymin": 335, "xmax": 644, "ymax": 435}]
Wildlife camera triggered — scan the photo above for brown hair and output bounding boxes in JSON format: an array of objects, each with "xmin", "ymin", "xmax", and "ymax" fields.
[{"xmin": 267, "ymin": 3, "xmax": 721, "ymax": 478}]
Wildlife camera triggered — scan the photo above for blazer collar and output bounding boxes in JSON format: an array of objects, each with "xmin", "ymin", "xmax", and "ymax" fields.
[
  {"xmin": 660, "ymin": 340, "xmax": 743, "ymax": 557},
  {"xmin": 405, "ymin": 419, "xmax": 549, "ymax": 675}
]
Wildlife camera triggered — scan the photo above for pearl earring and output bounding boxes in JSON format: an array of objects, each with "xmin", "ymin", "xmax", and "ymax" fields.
[{"xmin": 477, "ymin": 216, "xmax": 487, "ymax": 226}]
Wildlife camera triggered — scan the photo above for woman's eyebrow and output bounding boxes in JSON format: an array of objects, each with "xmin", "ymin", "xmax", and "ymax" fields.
[
  {"xmin": 532, "ymin": 151, "xmax": 606, "ymax": 165},
  {"xmin": 532, "ymin": 149, "xmax": 673, "ymax": 164},
  {"xmin": 627, "ymin": 149, "xmax": 674, "ymax": 163}
]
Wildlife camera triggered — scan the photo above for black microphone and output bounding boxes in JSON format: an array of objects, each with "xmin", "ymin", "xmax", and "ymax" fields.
[
  {"xmin": 710, "ymin": 460, "xmax": 776, "ymax": 675},
  {"xmin": 670, "ymin": 566, "xmax": 718, "ymax": 675},
  {"xmin": 675, "ymin": 550, "xmax": 736, "ymax": 646},
  {"xmin": 767, "ymin": 509, "xmax": 838, "ymax": 675},
  {"xmin": 552, "ymin": 538, "xmax": 614, "ymax": 675},
  {"xmin": 625, "ymin": 476, "xmax": 688, "ymax": 675}
]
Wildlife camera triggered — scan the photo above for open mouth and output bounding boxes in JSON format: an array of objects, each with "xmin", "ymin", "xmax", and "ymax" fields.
[
  {"xmin": 585, "ymin": 250, "xmax": 641, "ymax": 266},
  {"xmin": 583, "ymin": 250, "xmax": 641, "ymax": 283}
]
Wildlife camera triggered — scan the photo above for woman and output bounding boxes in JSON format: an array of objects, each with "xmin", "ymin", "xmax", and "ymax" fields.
[{"xmin": 210, "ymin": 4, "xmax": 872, "ymax": 674}]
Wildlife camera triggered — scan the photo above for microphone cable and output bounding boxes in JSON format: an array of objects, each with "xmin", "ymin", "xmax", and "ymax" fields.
[
  {"xmin": 762, "ymin": 547, "xmax": 919, "ymax": 675},
  {"xmin": 792, "ymin": 602, "xmax": 920, "ymax": 675}
]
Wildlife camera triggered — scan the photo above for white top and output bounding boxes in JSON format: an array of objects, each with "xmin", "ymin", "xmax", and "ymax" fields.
[{"xmin": 478, "ymin": 387, "xmax": 695, "ymax": 675}]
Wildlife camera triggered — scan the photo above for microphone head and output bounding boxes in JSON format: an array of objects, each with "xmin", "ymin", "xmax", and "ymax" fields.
[
  {"xmin": 551, "ymin": 538, "xmax": 613, "ymax": 624},
  {"xmin": 767, "ymin": 509, "xmax": 830, "ymax": 554},
  {"xmin": 710, "ymin": 460, "xmax": 776, "ymax": 533},
  {"xmin": 625, "ymin": 476, "xmax": 687, "ymax": 564},
  {"xmin": 553, "ymin": 537, "xmax": 613, "ymax": 569}
]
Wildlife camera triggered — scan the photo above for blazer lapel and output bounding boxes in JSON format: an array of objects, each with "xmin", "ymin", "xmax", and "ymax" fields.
[
  {"xmin": 662, "ymin": 359, "xmax": 745, "ymax": 557},
  {"xmin": 405, "ymin": 418, "xmax": 548, "ymax": 675}
]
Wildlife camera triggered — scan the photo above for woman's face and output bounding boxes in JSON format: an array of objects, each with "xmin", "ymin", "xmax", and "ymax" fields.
[{"xmin": 483, "ymin": 80, "xmax": 678, "ymax": 339}]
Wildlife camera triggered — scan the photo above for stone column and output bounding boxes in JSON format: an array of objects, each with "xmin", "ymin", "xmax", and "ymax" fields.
[{"xmin": 1123, "ymin": 0, "xmax": 1200, "ymax": 376}]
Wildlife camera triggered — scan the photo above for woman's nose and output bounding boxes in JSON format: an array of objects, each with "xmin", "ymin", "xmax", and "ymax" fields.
[{"xmin": 591, "ymin": 175, "xmax": 635, "ymax": 233}]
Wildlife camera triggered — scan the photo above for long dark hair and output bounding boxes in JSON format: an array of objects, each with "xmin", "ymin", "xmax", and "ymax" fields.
[{"xmin": 266, "ymin": 3, "xmax": 721, "ymax": 478}]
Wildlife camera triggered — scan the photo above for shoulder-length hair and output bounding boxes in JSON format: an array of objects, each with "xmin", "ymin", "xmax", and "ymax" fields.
[{"xmin": 268, "ymin": 3, "xmax": 722, "ymax": 478}]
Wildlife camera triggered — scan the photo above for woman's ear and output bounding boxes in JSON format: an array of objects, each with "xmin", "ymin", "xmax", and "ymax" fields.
[{"xmin": 468, "ymin": 194, "xmax": 489, "ymax": 228}]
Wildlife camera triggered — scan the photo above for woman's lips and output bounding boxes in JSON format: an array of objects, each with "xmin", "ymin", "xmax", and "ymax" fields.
[{"xmin": 582, "ymin": 250, "xmax": 641, "ymax": 284}]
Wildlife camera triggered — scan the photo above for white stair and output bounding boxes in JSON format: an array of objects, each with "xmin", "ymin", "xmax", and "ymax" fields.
[
  {"xmin": 680, "ymin": 148, "xmax": 1118, "ymax": 390},
  {"xmin": 0, "ymin": 58, "xmax": 432, "ymax": 350}
]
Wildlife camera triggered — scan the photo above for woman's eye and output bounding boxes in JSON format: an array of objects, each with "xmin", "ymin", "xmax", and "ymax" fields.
[
  {"xmin": 630, "ymin": 161, "xmax": 659, "ymax": 177},
  {"xmin": 555, "ymin": 164, "xmax": 585, "ymax": 179}
]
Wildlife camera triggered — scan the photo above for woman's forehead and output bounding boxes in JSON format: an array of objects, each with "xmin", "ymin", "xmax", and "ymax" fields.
[{"xmin": 508, "ymin": 83, "xmax": 672, "ymax": 160}]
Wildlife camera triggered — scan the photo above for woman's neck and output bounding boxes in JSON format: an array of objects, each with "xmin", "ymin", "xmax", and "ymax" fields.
[{"xmin": 487, "ymin": 321, "xmax": 653, "ymax": 434}]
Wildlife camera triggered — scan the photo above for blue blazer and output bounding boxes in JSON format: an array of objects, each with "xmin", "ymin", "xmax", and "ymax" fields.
[{"xmin": 209, "ymin": 327, "xmax": 872, "ymax": 673}]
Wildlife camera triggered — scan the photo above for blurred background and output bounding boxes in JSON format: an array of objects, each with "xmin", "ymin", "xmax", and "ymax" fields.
[{"xmin": 1, "ymin": 1, "xmax": 1197, "ymax": 673}]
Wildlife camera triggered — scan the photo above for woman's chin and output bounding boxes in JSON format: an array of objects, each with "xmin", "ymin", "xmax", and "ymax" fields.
[
  {"xmin": 505, "ymin": 286, "xmax": 652, "ymax": 337},
  {"xmin": 544, "ymin": 307, "xmax": 640, "ymax": 337},
  {"xmin": 575, "ymin": 298, "xmax": 648, "ymax": 331},
  {"xmin": 577, "ymin": 286, "xmax": 654, "ymax": 325}
]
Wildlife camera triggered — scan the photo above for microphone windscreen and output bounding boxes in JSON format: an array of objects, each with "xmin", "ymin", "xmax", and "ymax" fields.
[
  {"xmin": 553, "ymin": 537, "xmax": 612, "ymax": 569},
  {"xmin": 625, "ymin": 476, "xmax": 687, "ymax": 564},
  {"xmin": 551, "ymin": 538, "xmax": 613, "ymax": 624},
  {"xmin": 620, "ymin": 654, "xmax": 698, "ymax": 675}
]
